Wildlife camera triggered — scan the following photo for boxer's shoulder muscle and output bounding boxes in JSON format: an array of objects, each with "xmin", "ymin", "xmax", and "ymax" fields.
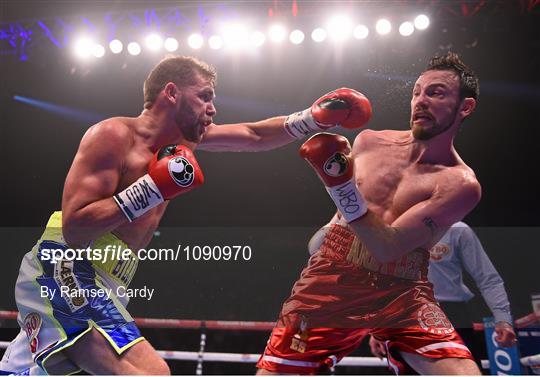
[
  {"xmin": 76, "ymin": 118, "xmax": 136, "ymax": 170},
  {"xmin": 64, "ymin": 118, "xmax": 135, "ymax": 213},
  {"xmin": 352, "ymin": 129, "xmax": 408, "ymax": 153},
  {"xmin": 420, "ymin": 164, "xmax": 481, "ymax": 229},
  {"xmin": 434, "ymin": 164, "xmax": 481, "ymax": 204},
  {"xmin": 82, "ymin": 117, "xmax": 134, "ymax": 150}
]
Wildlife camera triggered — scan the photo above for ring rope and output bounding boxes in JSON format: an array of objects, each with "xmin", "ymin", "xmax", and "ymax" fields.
[
  {"xmin": 0, "ymin": 310, "xmax": 274, "ymax": 331},
  {"xmin": 0, "ymin": 339, "xmax": 492, "ymax": 369},
  {"xmin": 3, "ymin": 310, "xmax": 539, "ymax": 370},
  {"xmin": 2, "ymin": 310, "xmax": 537, "ymax": 331}
]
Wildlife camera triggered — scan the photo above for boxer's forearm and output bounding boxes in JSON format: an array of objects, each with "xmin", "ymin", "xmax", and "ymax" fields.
[
  {"xmin": 62, "ymin": 198, "xmax": 133, "ymax": 247},
  {"xmin": 347, "ymin": 211, "xmax": 428, "ymax": 263},
  {"xmin": 199, "ymin": 117, "xmax": 293, "ymax": 152}
]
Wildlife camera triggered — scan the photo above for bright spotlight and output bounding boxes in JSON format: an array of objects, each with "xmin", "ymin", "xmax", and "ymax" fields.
[
  {"xmin": 109, "ymin": 39, "xmax": 123, "ymax": 54},
  {"xmin": 145, "ymin": 33, "xmax": 163, "ymax": 51},
  {"xmin": 127, "ymin": 42, "xmax": 141, "ymax": 56},
  {"xmin": 375, "ymin": 19, "xmax": 392, "ymax": 35},
  {"xmin": 269, "ymin": 24, "xmax": 286, "ymax": 43},
  {"xmin": 74, "ymin": 37, "xmax": 94, "ymax": 58},
  {"xmin": 250, "ymin": 31, "xmax": 266, "ymax": 47},
  {"xmin": 223, "ymin": 24, "xmax": 249, "ymax": 49},
  {"xmin": 289, "ymin": 29, "xmax": 305, "ymax": 44},
  {"xmin": 188, "ymin": 33, "xmax": 204, "ymax": 49},
  {"xmin": 311, "ymin": 28, "xmax": 327, "ymax": 43},
  {"xmin": 209, "ymin": 35, "xmax": 223, "ymax": 50},
  {"xmin": 353, "ymin": 24, "xmax": 369, "ymax": 39},
  {"xmin": 164, "ymin": 37, "xmax": 178, "ymax": 52},
  {"xmin": 92, "ymin": 44, "xmax": 105, "ymax": 58},
  {"xmin": 327, "ymin": 15, "xmax": 353, "ymax": 41},
  {"xmin": 414, "ymin": 14, "xmax": 430, "ymax": 30},
  {"xmin": 399, "ymin": 22, "xmax": 414, "ymax": 37}
]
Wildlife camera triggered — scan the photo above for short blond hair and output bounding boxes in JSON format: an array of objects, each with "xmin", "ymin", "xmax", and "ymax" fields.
[{"xmin": 143, "ymin": 55, "xmax": 217, "ymax": 109}]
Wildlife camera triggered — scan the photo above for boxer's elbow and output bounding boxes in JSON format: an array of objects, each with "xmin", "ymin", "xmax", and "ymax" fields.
[
  {"xmin": 62, "ymin": 230, "xmax": 87, "ymax": 249},
  {"xmin": 62, "ymin": 220, "xmax": 90, "ymax": 248},
  {"xmin": 62, "ymin": 210, "xmax": 94, "ymax": 247}
]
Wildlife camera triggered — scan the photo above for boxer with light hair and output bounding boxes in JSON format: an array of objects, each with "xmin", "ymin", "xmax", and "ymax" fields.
[
  {"xmin": 0, "ymin": 55, "xmax": 371, "ymax": 375},
  {"xmin": 257, "ymin": 52, "xmax": 484, "ymax": 375}
]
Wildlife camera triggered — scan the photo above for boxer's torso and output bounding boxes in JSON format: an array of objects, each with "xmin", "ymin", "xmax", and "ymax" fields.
[
  {"xmin": 75, "ymin": 117, "xmax": 170, "ymax": 250},
  {"xmin": 353, "ymin": 129, "xmax": 475, "ymax": 234},
  {"xmin": 111, "ymin": 117, "xmax": 171, "ymax": 249}
]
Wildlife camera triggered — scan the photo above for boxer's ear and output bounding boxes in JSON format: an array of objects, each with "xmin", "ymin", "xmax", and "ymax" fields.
[
  {"xmin": 459, "ymin": 97, "xmax": 476, "ymax": 120},
  {"xmin": 164, "ymin": 82, "xmax": 179, "ymax": 104}
]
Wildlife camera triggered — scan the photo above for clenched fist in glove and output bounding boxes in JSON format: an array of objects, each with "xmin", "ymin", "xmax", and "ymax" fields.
[
  {"xmin": 114, "ymin": 144, "xmax": 204, "ymax": 222},
  {"xmin": 300, "ymin": 133, "xmax": 367, "ymax": 223},
  {"xmin": 285, "ymin": 88, "xmax": 372, "ymax": 139}
]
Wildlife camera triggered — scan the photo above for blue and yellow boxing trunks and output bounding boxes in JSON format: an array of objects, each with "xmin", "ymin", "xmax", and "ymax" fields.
[{"xmin": 0, "ymin": 212, "xmax": 143, "ymax": 375}]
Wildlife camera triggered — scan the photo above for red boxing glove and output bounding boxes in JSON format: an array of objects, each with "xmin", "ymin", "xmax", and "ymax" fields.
[
  {"xmin": 300, "ymin": 133, "xmax": 367, "ymax": 222},
  {"xmin": 285, "ymin": 88, "xmax": 372, "ymax": 139},
  {"xmin": 114, "ymin": 144, "xmax": 204, "ymax": 222},
  {"xmin": 147, "ymin": 145, "xmax": 204, "ymax": 199},
  {"xmin": 312, "ymin": 88, "xmax": 372, "ymax": 129}
]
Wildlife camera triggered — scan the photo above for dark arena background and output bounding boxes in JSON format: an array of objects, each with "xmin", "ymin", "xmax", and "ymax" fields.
[{"xmin": 1, "ymin": 0, "xmax": 539, "ymax": 375}]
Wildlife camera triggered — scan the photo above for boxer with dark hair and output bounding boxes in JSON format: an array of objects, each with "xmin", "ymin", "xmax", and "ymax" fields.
[
  {"xmin": 257, "ymin": 52, "xmax": 483, "ymax": 375},
  {"xmin": 0, "ymin": 55, "xmax": 371, "ymax": 375}
]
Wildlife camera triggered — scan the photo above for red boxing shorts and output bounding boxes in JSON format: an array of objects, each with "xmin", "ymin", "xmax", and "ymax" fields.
[{"xmin": 257, "ymin": 224, "xmax": 473, "ymax": 374}]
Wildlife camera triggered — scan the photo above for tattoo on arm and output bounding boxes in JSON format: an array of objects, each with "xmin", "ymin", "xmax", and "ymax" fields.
[{"xmin": 422, "ymin": 217, "xmax": 437, "ymax": 235}]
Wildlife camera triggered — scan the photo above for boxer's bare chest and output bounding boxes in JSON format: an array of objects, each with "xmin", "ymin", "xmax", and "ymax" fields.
[{"xmin": 354, "ymin": 142, "xmax": 444, "ymax": 224}]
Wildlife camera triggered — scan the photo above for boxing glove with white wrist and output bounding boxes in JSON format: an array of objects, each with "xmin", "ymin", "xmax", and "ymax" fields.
[
  {"xmin": 284, "ymin": 88, "xmax": 372, "ymax": 139},
  {"xmin": 300, "ymin": 133, "xmax": 367, "ymax": 223},
  {"xmin": 114, "ymin": 144, "xmax": 204, "ymax": 222}
]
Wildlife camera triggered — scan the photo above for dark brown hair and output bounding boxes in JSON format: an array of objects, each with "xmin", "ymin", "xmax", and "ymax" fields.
[
  {"xmin": 424, "ymin": 51, "xmax": 479, "ymax": 100},
  {"xmin": 143, "ymin": 55, "xmax": 217, "ymax": 109}
]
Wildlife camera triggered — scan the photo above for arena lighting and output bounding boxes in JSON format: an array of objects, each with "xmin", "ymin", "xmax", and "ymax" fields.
[
  {"xmin": 289, "ymin": 29, "xmax": 305, "ymax": 45},
  {"xmin": 208, "ymin": 35, "xmax": 223, "ymax": 50},
  {"xmin": 375, "ymin": 19, "xmax": 392, "ymax": 35},
  {"xmin": 145, "ymin": 33, "xmax": 163, "ymax": 51},
  {"xmin": 326, "ymin": 14, "xmax": 353, "ymax": 42},
  {"xmin": 92, "ymin": 44, "xmax": 105, "ymax": 58},
  {"xmin": 268, "ymin": 24, "xmax": 286, "ymax": 43},
  {"xmin": 127, "ymin": 42, "xmax": 141, "ymax": 55},
  {"xmin": 353, "ymin": 24, "xmax": 369, "ymax": 40},
  {"xmin": 249, "ymin": 31, "xmax": 266, "ymax": 47},
  {"xmin": 414, "ymin": 14, "xmax": 430, "ymax": 30},
  {"xmin": 187, "ymin": 33, "xmax": 203, "ymax": 49},
  {"xmin": 311, "ymin": 28, "xmax": 327, "ymax": 43},
  {"xmin": 399, "ymin": 21, "xmax": 415, "ymax": 37},
  {"xmin": 164, "ymin": 37, "xmax": 178, "ymax": 52},
  {"xmin": 222, "ymin": 24, "xmax": 249, "ymax": 50},
  {"xmin": 109, "ymin": 39, "xmax": 123, "ymax": 54},
  {"xmin": 8, "ymin": 2, "xmax": 536, "ymax": 63},
  {"xmin": 74, "ymin": 37, "xmax": 94, "ymax": 58},
  {"xmin": 13, "ymin": 96, "xmax": 104, "ymax": 123}
]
